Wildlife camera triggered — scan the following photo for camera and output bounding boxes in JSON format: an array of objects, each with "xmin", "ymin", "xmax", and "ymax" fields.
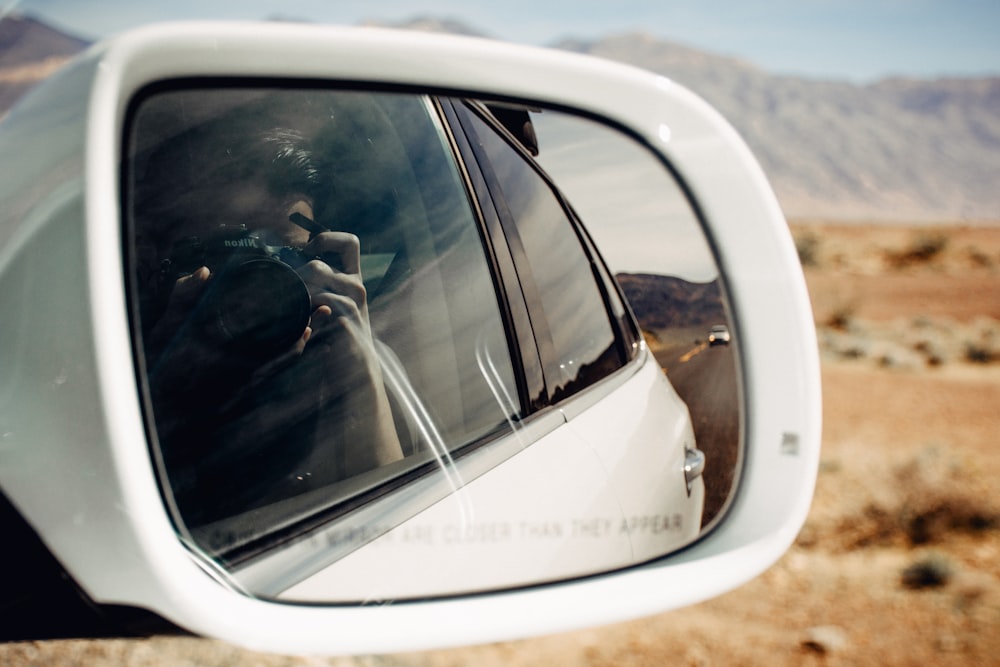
[{"xmin": 163, "ymin": 225, "xmax": 313, "ymax": 359}]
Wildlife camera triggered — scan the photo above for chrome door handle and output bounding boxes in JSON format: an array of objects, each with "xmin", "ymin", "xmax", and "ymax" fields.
[{"xmin": 684, "ymin": 447, "xmax": 706, "ymax": 494}]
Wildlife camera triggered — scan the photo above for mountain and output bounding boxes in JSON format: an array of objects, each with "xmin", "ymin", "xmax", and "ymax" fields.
[
  {"xmin": 0, "ymin": 15, "xmax": 89, "ymax": 114},
  {"xmin": 378, "ymin": 20, "xmax": 1000, "ymax": 222},
  {"xmin": 361, "ymin": 15, "xmax": 489, "ymax": 39},
  {"xmin": 616, "ymin": 274, "xmax": 725, "ymax": 331},
  {"xmin": 2, "ymin": 14, "xmax": 996, "ymax": 222},
  {"xmin": 0, "ymin": 14, "xmax": 88, "ymax": 68},
  {"xmin": 559, "ymin": 32, "xmax": 1000, "ymax": 222}
]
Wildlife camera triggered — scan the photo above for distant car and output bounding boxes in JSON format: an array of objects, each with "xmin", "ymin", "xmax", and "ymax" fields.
[{"xmin": 708, "ymin": 324, "xmax": 732, "ymax": 346}]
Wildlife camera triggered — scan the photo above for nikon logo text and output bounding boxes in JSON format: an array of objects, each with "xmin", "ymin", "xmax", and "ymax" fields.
[{"xmin": 224, "ymin": 239, "xmax": 257, "ymax": 248}]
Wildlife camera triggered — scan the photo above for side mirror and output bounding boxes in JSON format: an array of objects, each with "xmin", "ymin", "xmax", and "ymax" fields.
[{"xmin": 0, "ymin": 22, "xmax": 820, "ymax": 654}]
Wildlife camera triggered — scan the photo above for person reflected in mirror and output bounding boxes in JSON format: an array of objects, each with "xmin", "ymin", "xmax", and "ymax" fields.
[{"xmin": 132, "ymin": 95, "xmax": 404, "ymax": 525}]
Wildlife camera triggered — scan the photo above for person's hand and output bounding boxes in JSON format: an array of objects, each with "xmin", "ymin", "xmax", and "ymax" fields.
[
  {"xmin": 144, "ymin": 266, "xmax": 313, "ymax": 468},
  {"xmin": 147, "ymin": 265, "xmax": 313, "ymax": 398},
  {"xmin": 296, "ymin": 230, "xmax": 371, "ymax": 338},
  {"xmin": 145, "ymin": 233, "xmax": 403, "ymax": 504},
  {"xmin": 271, "ymin": 230, "xmax": 403, "ymax": 480}
]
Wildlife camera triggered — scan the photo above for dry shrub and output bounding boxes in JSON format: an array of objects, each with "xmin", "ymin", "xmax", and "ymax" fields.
[
  {"xmin": 962, "ymin": 318, "xmax": 1000, "ymax": 363},
  {"xmin": 966, "ymin": 245, "xmax": 995, "ymax": 268},
  {"xmin": 965, "ymin": 342, "xmax": 995, "ymax": 364},
  {"xmin": 827, "ymin": 448, "xmax": 998, "ymax": 551},
  {"xmin": 884, "ymin": 232, "xmax": 949, "ymax": 269},
  {"xmin": 896, "ymin": 485, "xmax": 996, "ymax": 546},
  {"xmin": 794, "ymin": 231, "xmax": 822, "ymax": 268},
  {"xmin": 819, "ymin": 298, "xmax": 861, "ymax": 332},
  {"xmin": 824, "ymin": 306, "xmax": 855, "ymax": 332},
  {"xmin": 900, "ymin": 551, "xmax": 955, "ymax": 589},
  {"xmin": 818, "ymin": 316, "xmax": 1000, "ymax": 368}
]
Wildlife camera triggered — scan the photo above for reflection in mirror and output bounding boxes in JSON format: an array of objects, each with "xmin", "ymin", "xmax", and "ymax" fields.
[
  {"xmin": 529, "ymin": 109, "xmax": 741, "ymax": 527},
  {"xmin": 124, "ymin": 85, "xmax": 740, "ymax": 604}
]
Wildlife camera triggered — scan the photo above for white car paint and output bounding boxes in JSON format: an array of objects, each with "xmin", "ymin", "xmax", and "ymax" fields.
[{"xmin": 271, "ymin": 350, "xmax": 701, "ymax": 601}]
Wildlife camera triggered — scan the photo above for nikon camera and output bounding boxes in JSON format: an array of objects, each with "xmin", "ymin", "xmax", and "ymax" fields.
[{"xmin": 161, "ymin": 225, "xmax": 314, "ymax": 359}]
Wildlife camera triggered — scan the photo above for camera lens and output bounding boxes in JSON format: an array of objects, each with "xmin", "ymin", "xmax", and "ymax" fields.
[{"xmin": 206, "ymin": 258, "xmax": 312, "ymax": 358}]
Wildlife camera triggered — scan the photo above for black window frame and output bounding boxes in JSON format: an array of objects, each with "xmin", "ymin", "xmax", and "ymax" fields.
[
  {"xmin": 447, "ymin": 98, "xmax": 638, "ymax": 408},
  {"xmin": 437, "ymin": 99, "xmax": 549, "ymax": 415}
]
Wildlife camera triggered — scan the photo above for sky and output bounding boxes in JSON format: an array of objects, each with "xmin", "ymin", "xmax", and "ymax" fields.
[{"xmin": 6, "ymin": 0, "xmax": 1000, "ymax": 82}]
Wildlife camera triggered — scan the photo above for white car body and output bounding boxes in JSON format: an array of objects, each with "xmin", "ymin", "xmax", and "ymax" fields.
[{"xmin": 266, "ymin": 357, "xmax": 701, "ymax": 601}]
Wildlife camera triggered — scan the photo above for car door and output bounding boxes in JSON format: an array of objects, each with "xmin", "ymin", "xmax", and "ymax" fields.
[{"xmin": 271, "ymin": 97, "xmax": 705, "ymax": 601}]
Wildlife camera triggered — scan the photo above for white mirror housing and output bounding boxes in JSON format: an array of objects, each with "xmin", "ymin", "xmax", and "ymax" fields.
[{"xmin": 0, "ymin": 21, "xmax": 820, "ymax": 654}]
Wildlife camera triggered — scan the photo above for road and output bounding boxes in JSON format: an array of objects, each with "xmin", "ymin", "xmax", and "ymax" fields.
[{"xmin": 654, "ymin": 339, "xmax": 739, "ymax": 525}]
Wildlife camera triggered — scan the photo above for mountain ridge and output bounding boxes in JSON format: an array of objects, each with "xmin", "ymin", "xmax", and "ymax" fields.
[
  {"xmin": 2, "ymin": 14, "xmax": 996, "ymax": 222},
  {"xmin": 0, "ymin": 14, "xmax": 89, "ymax": 68},
  {"xmin": 616, "ymin": 273, "xmax": 724, "ymax": 332}
]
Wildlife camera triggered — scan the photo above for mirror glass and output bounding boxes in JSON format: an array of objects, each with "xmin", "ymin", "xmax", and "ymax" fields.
[{"xmin": 124, "ymin": 84, "xmax": 740, "ymax": 602}]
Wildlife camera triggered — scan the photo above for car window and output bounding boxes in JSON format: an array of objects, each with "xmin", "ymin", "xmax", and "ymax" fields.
[
  {"xmin": 454, "ymin": 103, "xmax": 624, "ymax": 403},
  {"xmin": 125, "ymin": 87, "xmax": 519, "ymax": 555}
]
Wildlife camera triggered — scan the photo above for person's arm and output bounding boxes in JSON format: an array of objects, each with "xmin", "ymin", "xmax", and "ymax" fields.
[{"xmin": 294, "ymin": 230, "xmax": 405, "ymax": 477}]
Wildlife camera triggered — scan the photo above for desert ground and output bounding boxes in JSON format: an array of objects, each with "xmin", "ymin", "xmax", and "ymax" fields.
[{"xmin": 3, "ymin": 222, "xmax": 998, "ymax": 666}]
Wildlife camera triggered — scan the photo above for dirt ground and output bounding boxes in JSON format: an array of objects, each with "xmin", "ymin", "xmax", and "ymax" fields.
[{"xmin": 3, "ymin": 223, "xmax": 999, "ymax": 666}]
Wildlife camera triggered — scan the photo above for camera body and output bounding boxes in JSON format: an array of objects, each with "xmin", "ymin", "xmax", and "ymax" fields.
[{"xmin": 165, "ymin": 225, "xmax": 313, "ymax": 359}]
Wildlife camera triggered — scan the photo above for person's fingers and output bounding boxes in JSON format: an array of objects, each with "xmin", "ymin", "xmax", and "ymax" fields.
[
  {"xmin": 287, "ymin": 325, "xmax": 311, "ymax": 355},
  {"xmin": 310, "ymin": 291, "xmax": 362, "ymax": 324},
  {"xmin": 309, "ymin": 304, "xmax": 334, "ymax": 330},
  {"xmin": 302, "ymin": 231, "xmax": 361, "ymax": 275},
  {"xmin": 298, "ymin": 261, "xmax": 367, "ymax": 312},
  {"xmin": 160, "ymin": 266, "xmax": 210, "ymax": 315},
  {"xmin": 173, "ymin": 265, "xmax": 210, "ymax": 294}
]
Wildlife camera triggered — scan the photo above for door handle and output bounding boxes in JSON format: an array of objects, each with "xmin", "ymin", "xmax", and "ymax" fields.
[{"xmin": 684, "ymin": 447, "xmax": 706, "ymax": 494}]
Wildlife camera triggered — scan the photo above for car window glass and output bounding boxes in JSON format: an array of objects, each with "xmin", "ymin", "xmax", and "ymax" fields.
[
  {"xmin": 125, "ymin": 88, "xmax": 519, "ymax": 554},
  {"xmin": 458, "ymin": 105, "xmax": 623, "ymax": 401}
]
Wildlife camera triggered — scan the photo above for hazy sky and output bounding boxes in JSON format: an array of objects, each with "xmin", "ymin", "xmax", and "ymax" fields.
[{"xmin": 8, "ymin": 0, "xmax": 999, "ymax": 82}]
